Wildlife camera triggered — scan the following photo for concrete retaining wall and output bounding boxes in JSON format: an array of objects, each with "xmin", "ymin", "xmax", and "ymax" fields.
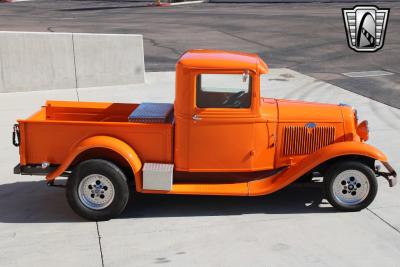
[{"xmin": 0, "ymin": 32, "xmax": 145, "ymax": 93}]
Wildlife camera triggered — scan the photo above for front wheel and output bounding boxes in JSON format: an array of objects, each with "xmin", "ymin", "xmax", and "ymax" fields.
[
  {"xmin": 324, "ymin": 161, "xmax": 378, "ymax": 211},
  {"xmin": 66, "ymin": 159, "xmax": 130, "ymax": 221}
]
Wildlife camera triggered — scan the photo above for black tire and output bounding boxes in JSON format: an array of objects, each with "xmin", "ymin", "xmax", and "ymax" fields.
[
  {"xmin": 324, "ymin": 161, "xmax": 377, "ymax": 211},
  {"xmin": 66, "ymin": 159, "xmax": 130, "ymax": 221}
]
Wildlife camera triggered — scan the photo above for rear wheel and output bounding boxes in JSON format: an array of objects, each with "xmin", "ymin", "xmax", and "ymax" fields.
[
  {"xmin": 324, "ymin": 161, "xmax": 377, "ymax": 211},
  {"xmin": 66, "ymin": 159, "xmax": 130, "ymax": 221}
]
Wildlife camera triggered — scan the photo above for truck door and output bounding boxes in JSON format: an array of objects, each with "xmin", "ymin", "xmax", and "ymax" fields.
[{"xmin": 186, "ymin": 72, "xmax": 257, "ymax": 172}]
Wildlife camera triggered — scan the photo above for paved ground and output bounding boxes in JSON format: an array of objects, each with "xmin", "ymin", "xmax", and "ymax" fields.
[
  {"xmin": 0, "ymin": 1, "xmax": 399, "ymax": 108},
  {"xmin": 0, "ymin": 1, "xmax": 399, "ymax": 266},
  {"xmin": 0, "ymin": 69, "xmax": 399, "ymax": 266}
]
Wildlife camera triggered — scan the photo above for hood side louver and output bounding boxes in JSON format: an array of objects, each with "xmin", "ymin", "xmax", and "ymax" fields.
[{"xmin": 283, "ymin": 126, "xmax": 335, "ymax": 156}]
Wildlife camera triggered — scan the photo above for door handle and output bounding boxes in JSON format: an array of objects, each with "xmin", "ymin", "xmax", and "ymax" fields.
[
  {"xmin": 269, "ymin": 133, "xmax": 275, "ymax": 148},
  {"xmin": 192, "ymin": 114, "xmax": 202, "ymax": 121}
]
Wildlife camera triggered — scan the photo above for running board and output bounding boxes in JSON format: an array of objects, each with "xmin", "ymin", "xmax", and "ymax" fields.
[
  {"xmin": 141, "ymin": 182, "xmax": 249, "ymax": 196},
  {"xmin": 169, "ymin": 182, "xmax": 248, "ymax": 196}
]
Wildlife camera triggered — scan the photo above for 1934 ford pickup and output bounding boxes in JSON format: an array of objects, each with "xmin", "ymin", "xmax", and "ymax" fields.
[{"xmin": 13, "ymin": 50, "xmax": 397, "ymax": 220}]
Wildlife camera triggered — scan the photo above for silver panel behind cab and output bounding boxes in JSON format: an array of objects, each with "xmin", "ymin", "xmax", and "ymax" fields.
[{"xmin": 143, "ymin": 163, "xmax": 174, "ymax": 191}]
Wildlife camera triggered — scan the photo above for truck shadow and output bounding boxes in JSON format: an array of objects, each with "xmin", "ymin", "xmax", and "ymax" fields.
[
  {"xmin": 122, "ymin": 183, "xmax": 335, "ymax": 219},
  {"xmin": 0, "ymin": 180, "xmax": 335, "ymax": 223}
]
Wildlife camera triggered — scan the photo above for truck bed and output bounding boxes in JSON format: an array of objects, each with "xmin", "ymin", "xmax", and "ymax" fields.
[{"xmin": 17, "ymin": 100, "xmax": 174, "ymax": 167}]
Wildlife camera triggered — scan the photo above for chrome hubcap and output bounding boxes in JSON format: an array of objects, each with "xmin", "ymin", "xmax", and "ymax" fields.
[
  {"xmin": 332, "ymin": 170, "xmax": 370, "ymax": 206},
  {"xmin": 78, "ymin": 174, "xmax": 115, "ymax": 210}
]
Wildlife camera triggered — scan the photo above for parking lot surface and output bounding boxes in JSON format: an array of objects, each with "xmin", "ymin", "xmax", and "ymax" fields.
[
  {"xmin": 1, "ymin": 1, "xmax": 400, "ymax": 266},
  {"xmin": 1, "ymin": 69, "xmax": 399, "ymax": 266}
]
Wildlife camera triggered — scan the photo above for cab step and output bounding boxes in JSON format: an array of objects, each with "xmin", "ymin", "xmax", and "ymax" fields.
[{"xmin": 143, "ymin": 163, "xmax": 174, "ymax": 191}]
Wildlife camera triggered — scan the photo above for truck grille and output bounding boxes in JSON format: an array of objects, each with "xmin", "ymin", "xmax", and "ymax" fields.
[{"xmin": 282, "ymin": 126, "xmax": 335, "ymax": 156}]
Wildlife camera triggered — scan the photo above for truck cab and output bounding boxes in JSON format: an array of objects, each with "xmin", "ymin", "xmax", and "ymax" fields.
[
  {"xmin": 174, "ymin": 50, "xmax": 274, "ymax": 173},
  {"xmin": 13, "ymin": 50, "xmax": 397, "ymax": 221}
]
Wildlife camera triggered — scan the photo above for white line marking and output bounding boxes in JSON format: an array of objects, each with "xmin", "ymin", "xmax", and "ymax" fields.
[{"xmin": 342, "ymin": 70, "xmax": 394, "ymax": 78}]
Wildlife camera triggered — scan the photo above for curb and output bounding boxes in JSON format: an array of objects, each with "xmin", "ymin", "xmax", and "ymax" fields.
[
  {"xmin": 147, "ymin": 0, "xmax": 204, "ymax": 7},
  {"xmin": 1, "ymin": 0, "xmax": 32, "ymax": 2},
  {"xmin": 170, "ymin": 0, "xmax": 204, "ymax": 6}
]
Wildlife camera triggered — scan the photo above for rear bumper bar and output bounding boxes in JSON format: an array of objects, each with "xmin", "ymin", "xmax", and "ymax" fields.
[
  {"xmin": 14, "ymin": 163, "xmax": 67, "ymax": 177},
  {"xmin": 376, "ymin": 162, "xmax": 397, "ymax": 187}
]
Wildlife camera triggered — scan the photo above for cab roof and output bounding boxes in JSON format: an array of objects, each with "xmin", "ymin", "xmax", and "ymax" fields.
[{"xmin": 177, "ymin": 49, "xmax": 269, "ymax": 74}]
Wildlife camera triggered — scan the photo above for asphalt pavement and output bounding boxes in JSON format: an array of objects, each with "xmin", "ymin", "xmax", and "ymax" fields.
[{"xmin": 0, "ymin": 0, "xmax": 399, "ymax": 108}]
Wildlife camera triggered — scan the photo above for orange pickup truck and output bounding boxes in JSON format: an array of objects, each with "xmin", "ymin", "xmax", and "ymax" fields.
[{"xmin": 13, "ymin": 50, "xmax": 397, "ymax": 220}]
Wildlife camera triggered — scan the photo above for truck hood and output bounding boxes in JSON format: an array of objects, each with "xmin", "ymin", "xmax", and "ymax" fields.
[{"xmin": 276, "ymin": 99, "xmax": 343, "ymax": 122}]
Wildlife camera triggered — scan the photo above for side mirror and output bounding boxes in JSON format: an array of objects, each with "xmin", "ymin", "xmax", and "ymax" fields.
[{"xmin": 242, "ymin": 71, "xmax": 249, "ymax": 83}]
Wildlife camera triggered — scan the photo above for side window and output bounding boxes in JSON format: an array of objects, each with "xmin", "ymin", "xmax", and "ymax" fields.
[{"xmin": 196, "ymin": 73, "xmax": 252, "ymax": 108}]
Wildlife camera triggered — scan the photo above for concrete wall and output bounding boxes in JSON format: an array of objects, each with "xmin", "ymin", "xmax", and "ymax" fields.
[
  {"xmin": 73, "ymin": 33, "xmax": 145, "ymax": 88},
  {"xmin": 0, "ymin": 32, "xmax": 76, "ymax": 93},
  {"xmin": 0, "ymin": 32, "xmax": 145, "ymax": 93}
]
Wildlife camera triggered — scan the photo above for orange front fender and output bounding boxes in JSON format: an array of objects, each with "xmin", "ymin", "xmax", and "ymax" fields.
[
  {"xmin": 248, "ymin": 141, "xmax": 387, "ymax": 196},
  {"xmin": 46, "ymin": 136, "xmax": 143, "ymax": 191}
]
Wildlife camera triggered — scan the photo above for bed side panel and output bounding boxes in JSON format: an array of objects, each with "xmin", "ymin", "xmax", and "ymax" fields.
[{"xmin": 22, "ymin": 121, "xmax": 173, "ymax": 166}]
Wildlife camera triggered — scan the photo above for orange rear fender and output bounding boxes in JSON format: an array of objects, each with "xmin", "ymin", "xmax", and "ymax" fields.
[
  {"xmin": 248, "ymin": 141, "xmax": 387, "ymax": 196},
  {"xmin": 46, "ymin": 136, "xmax": 143, "ymax": 190}
]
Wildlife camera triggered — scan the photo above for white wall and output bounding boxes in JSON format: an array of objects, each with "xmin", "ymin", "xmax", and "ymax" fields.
[{"xmin": 0, "ymin": 32, "xmax": 145, "ymax": 93}]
